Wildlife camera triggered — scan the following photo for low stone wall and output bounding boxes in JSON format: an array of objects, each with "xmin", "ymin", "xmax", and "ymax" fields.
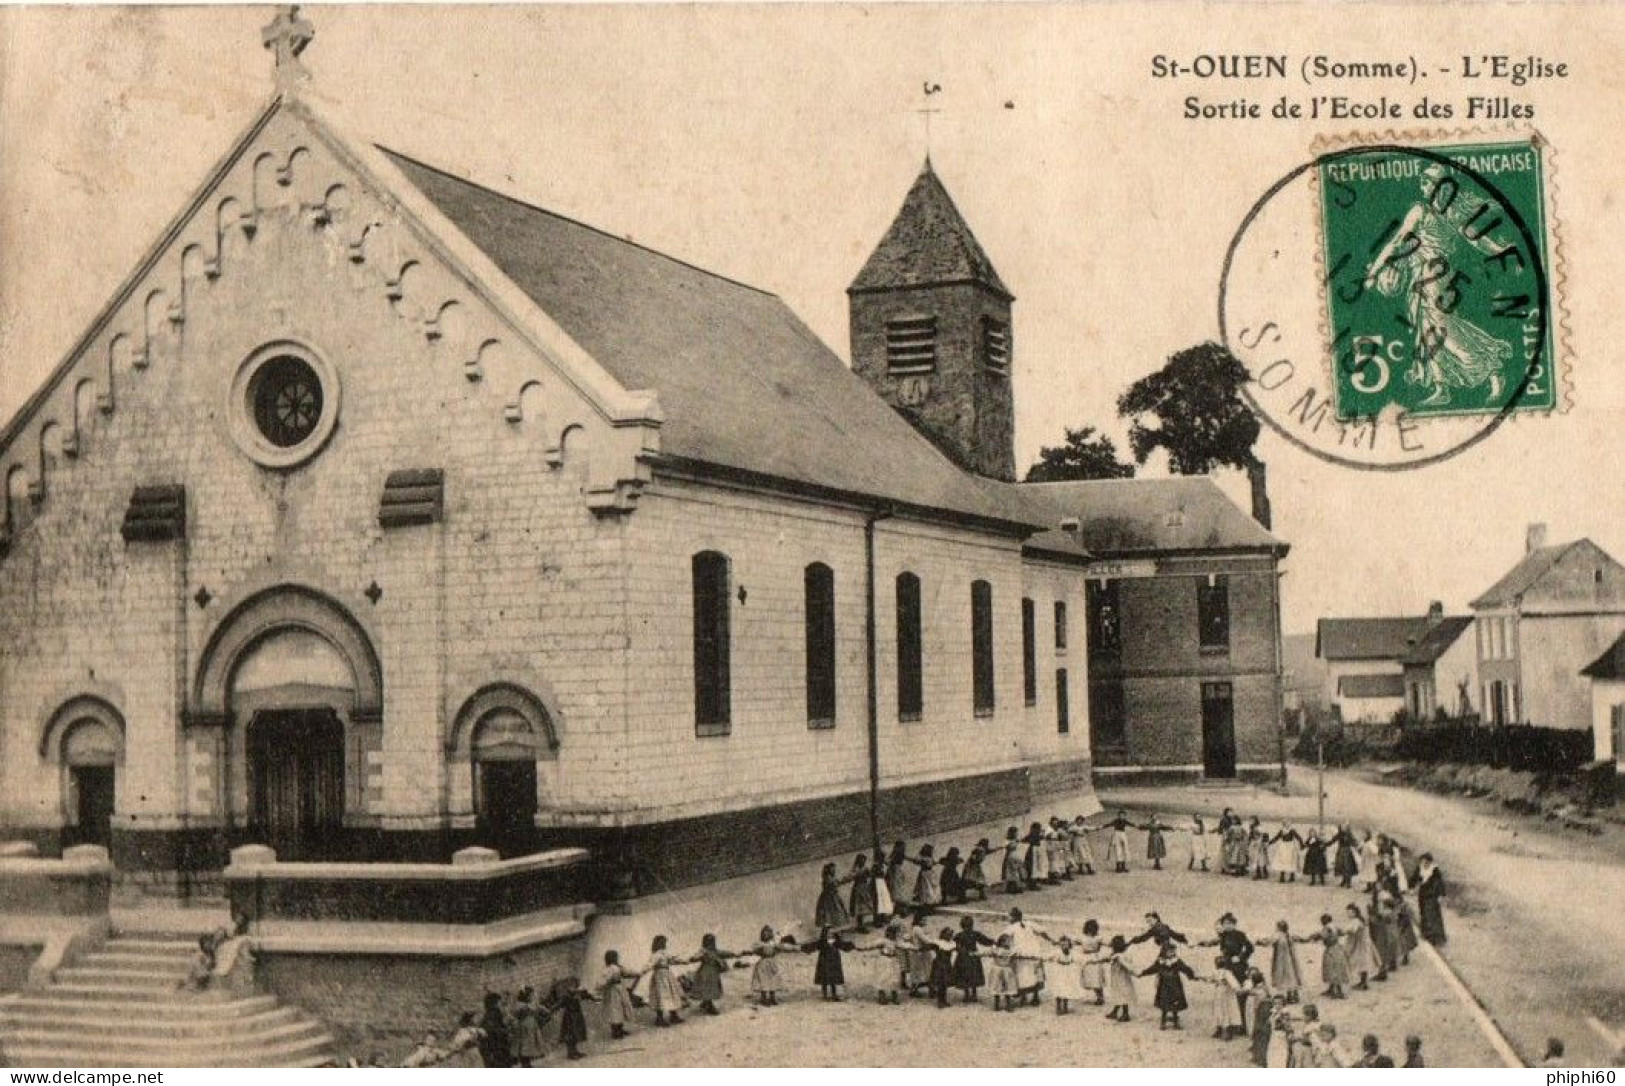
[
  {"xmin": 224, "ymin": 845, "xmax": 589, "ymax": 924},
  {"xmin": 0, "ymin": 844, "xmax": 115, "ymax": 917}
]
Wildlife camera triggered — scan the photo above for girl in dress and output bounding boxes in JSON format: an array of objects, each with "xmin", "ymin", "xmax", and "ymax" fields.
[
  {"xmin": 1000, "ymin": 827, "xmax": 1026, "ymax": 893},
  {"xmin": 1271, "ymin": 823, "xmax": 1303, "ymax": 883},
  {"xmin": 1358, "ymin": 830, "xmax": 1382, "ymax": 891},
  {"xmin": 1145, "ymin": 813, "xmax": 1169, "ymax": 870},
  {"xmin": 1044, "ymin": 935, "xmax": 1086, "ymax": 1015},
  {"xmin": 813, "ymin": 862, "xmax": 851, "ymax": 930},
  {"xmin": 510, "ymin": 987, "xmax": 546, "ymax": 1067},
  {"xmin": 643, "ymin": 935, "xmax": 686, "ymax": 1026},
  {"xmin": 1002, "ymin": 907, "xmax": 1047, "ymax": 1007},
  {"xmin": 1077, "ymin": 919, "xmax": 1107, "ymax": 1005},
  {"xmin": 1024, "ymin": 822, "xmax": 1050, "ymax": 887},
  {"xmin": 1046, "ymin": 818, "xmax": 1073, "ymax": 881},
  {"xmin": 1239, "ymin": 966, "xmax": 1272, "ymax": 1035},
  {"xmin": 1140, "ymin": 942, "xmax": 1197, "ymax": 1030},
  {"xmin": 551, "ymin": 977, "xmax": 589, "ymax": 1062},
  {"xmin": 874, "ymin": 921, "xmax": 910, "ymax": 1006},
  {"xmin": 1302, "ymin": 830, "xmax": 1329, "ymax": 886},
  {"xmin": 1257, "ymin": 920, "xmax": 1305, "ymax": 1003},
  {"xmin": 1107, "ymin": 811, "xmax": 1133, "ymax": 873},
  {"xmin": 1305, "ymin": 914, "xmax": 1350, "ymax": 999},
  {"xmin": 1332, "ymin": 824, "xmax": 1360, "ymax": 888},
  {"xmin": 940, "ymin": 846, "xmax": 965, "ymax": 904},
  {"xmin": 1369, "ymin": 894, "xmax": 1402, "ymax": 980},
  {"xmin": 442, "ymin": 1011, "xmax": 484, "ymax": 1069},
  {"xmin": 961, "ymin": 839, "xmax": 992, "ymax": 901},
  {"xmin": 907, "ymin": 843, "xmax": 942, "ymax": 911},
  {"xmin": 803, "ymin": 926, "xmax": 856, "ymax": 1002},
  {"xmin": 1069, "ymin": 816, "xmax": 1098, "ymax": 875},
  {"xmin": 926, "ymin": 927, "xmax": 957, "ymax": 1008},
  {"xmin": 688, "ymin": 933, "xmax": 735, "ymax": 1016},
  {"xmin": 872, "ymin": 848, "xmax": 896, "ymax": 921},
  {"xmin": 987, "ymin": 934, "xmax": 1019, "ymax": 1013},
  {"xmin": 906, "ymin": 910, "xmax": 935, "ymax": 996},
  {"xmin": 1247, "ymin": 817, "xmax": 1271, "ymax": 880},
  {"xmin": 1394, "ymin": 892, "xmax": 1420, "ymax": 965},
  {"xmin": 951, "ymin": 915, "xmax": 994, "ymax": 1003},
  {"xmin": 1203, "ymin": 957, "xmax": 1245, "ymax": 1039},
  {"xmin": 885, "ymin": 841, "xmax": 910, "ymax": 913},
  {"xmin": 598, "ymin": 950, "xmax": 636, "ymax": 1038},
  {"xmin": 748, "ymin": 926, "xmax": 790, "ymax": 1007},
  {"xmin": 1095, "ymin": 935, "xmax": 1139, "ymax": 1022},
  {"xmin": 1341, "ymin": 903, "xmax": 1383, "ymax": 991},
  {"xmin": 847, "ymin": 853, "xmax": 878, "ymax": 932},
  {"xmin": 1189, "ymin": 814, "xmax": 1212, "ymax": 872}
]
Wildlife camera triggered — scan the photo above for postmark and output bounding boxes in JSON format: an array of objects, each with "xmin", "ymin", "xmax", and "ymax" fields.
[{"xmin": 1220, "ymin": 132, "xmax": 1562, "ymax": 471}]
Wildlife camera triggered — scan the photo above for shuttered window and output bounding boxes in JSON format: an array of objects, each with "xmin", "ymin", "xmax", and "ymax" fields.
[{"xmin": 885, "ymin": 315, "xmax": 938, "ymax": 375}]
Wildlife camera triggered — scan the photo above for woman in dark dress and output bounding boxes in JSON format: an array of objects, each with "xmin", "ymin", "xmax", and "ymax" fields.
[
  {"xmin": 952, "ymin": 914, "xmax": 994, "ymax": 1002},
  {"xmin": 1416, "ymin": 854, "xmax": 1448, "ymax": 945},
  {"xmin": 1332, "ymin": 824, "xmax": 1360, "ymax": 888},
  {"xmin": 940, "ymin": 847, "xmax": 965, "ymax": 904},
  {"xmin": 1302, "ymin": 830, "xmax": 1329, "ymax": 885},
  {"xmin": 813, "ymin": 862, "xmax": 851, "ymax": 930},
  {"xmin": 1139, "ymin": 943, "xmax": 1197, "ymax": 1030},
  {"xmin": 927, "ymin": 927, "xmax": 956, "ymax": 1008},
  {"xmin": 476, "ymin": 991, "xmax": 513, "ymax": 1067},
  {"xmin": 551, "ymin": 978, "xmax": 589, "ymax": 1061},
  {"xmin": 847, "ymin": 853, "xmax": 878, "ymax": 931},
  {"xmin": 804, "ymin": 926, "xmax": 856, "ymax": 1001}
]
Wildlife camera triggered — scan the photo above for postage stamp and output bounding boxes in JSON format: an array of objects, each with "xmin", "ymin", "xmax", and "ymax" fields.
[
  {"xmin": 1220, "ymin": 129, "xmax": 1564, "ymax": 471},
  {"xmin": 1317, "ymin": 138, "xmax": 1555, "ymax": 421}
]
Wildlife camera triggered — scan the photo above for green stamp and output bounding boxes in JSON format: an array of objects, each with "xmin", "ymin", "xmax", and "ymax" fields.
[{"xmin": 1318, "ymin": 140, "xmax": 1552, "ymax": 420}]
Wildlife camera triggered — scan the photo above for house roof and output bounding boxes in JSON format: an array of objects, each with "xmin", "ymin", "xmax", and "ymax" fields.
[
  {"xmin": 1318, "ymin": 617, "xmax": 1423, "ymax": 661},
  {"xmin": 1337, "ymin": 673, "xmax": 1406, "ymax": 699},
  {"xmin": 1401, "ymin": 616, "xmax": 1474, "ymax": 665},
  {"xmin": 848, "ymin": 160, "xmax": 1012, "ymax": 299},
  {"xmin": 1471, "ymin": 543, "xmax": 1581, "ymax": 609},
  {"xmin": 382, "ymin": 149, "xmax": 1040, "ymax": 531},
  {"xmin": 1017, "ymin": 476, "xmax": 1286, "ymax": 557},
  {"xmin": 1581, "ymin": 631, "xmax": 1625, "ymax": 681}
]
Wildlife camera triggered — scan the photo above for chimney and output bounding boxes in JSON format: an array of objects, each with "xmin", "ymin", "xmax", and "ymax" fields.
[
  {"xmin": 1426, "ymin": 600, "xmax": 1444, "ymax": 627},
  {"xmin": 1526, "ymin": 522, "xmax": 1548, "ymax": 554}
]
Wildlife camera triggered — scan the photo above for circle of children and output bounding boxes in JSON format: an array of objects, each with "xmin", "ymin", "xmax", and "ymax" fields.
[{"xmin": 402, "ymin": 810, "xmax": 1451, "ymax": 1069}]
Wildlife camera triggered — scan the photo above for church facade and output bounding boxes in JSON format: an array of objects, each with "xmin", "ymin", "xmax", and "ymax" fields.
[{"xmin": 0, "ymin": 69, "xmax": 1284, "ymax": 897}]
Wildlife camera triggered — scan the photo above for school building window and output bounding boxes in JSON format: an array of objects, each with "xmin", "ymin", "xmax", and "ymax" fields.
[
  {"xmin": 1086, "ymin": 580, "xmax": 1121, "ymax": 660},
  {"xmin": 896, "ymin": 572, "xmax": 923, "ymax": 722},
  {"xmin": 1054, "ymin": 600, "xmax": 1068, "ymax": 652},
  {"xmin": 1089, "ymin": 679, "xmax": 1125, "ymax": 749},
  {"xmin": 1022, "ymin": 597, "xmax": 1038, "ymax": 707},
  {"xmin": 972, "ymin": 580, "xmax": 995, "ymax": 716},
  {"xmin": 692, "ymin": 551, "xmax": 731, "ymax": 736},
  {"xmin": 804, "ymin": 563, "xmax": 836, "ymax": 728},
  {"xmin": 1055, "ymin": 669, "xmax": 1070, "ymax": 734},
  {"xmin": 1198, "ymin": 575, "xmax": 1231, "ymax": 654}
]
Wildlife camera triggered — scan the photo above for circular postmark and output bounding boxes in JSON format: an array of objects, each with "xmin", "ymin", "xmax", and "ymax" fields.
[{"xmin": 1220, "ymin": 140, "xmax": 1551, "ymax": 471}]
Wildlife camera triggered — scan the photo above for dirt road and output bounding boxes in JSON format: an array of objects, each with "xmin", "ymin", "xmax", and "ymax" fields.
[{"xmin": 1101, "ymin": 766, "xmax": 1625, "ymax": 1066}]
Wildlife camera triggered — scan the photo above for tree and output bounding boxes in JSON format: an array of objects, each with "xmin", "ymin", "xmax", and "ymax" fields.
[
  {"xmin": 1024, "ymin": 426, "xmax": 1135, "ymax": 482},
  {"xmin": 1116, "ymin": 341, "xmax": 1272, "ymax": 527}
]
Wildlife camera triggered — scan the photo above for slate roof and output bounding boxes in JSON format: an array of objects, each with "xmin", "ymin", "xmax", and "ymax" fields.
[
  {"xmin": 1581, "ymin": 631, "xmax": 1625, "ymax": 681},
  {"xmin": 1337, "ymin": 673, "xmax": 1406, "ymax": 699},
  {"xmin": 1018, "ymin": 477, "xmax": 1286, "ymax": 557},
  {"xmin": 383, "ymin": 149, "xmax": 1038, "ymax": 531},
  {"xmin": 848, "ymin": 160, "xmax": 1012, "ymax": 299},
  {"xmin": 1401, "ymin": 616, "xmax": 1474, "ymax": 666}
]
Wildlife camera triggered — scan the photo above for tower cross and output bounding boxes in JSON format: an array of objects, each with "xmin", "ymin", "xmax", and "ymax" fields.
[{"xmin": 262, "ymin": 5, "xmax": 316, "ymax": 92}]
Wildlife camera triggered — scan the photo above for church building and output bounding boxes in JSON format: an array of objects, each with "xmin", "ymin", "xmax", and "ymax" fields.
[{"xmin": 0, "ymin": 23, "xmax": 1285, "ymax": 900}]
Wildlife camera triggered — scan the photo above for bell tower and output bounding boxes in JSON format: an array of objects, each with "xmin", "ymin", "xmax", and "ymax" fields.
[{"xmin": 848, "ymin": 159, "xmax": 1015, "ymax": 482}]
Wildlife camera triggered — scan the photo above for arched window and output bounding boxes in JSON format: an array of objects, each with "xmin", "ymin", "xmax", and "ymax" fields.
[
  {"xmin": 971, "ymin": 580, "xmax": 995, "ymax": 716},
  {"xmin": 896, "ymin": 572, "xmax": 923, "ymax": 722},
  {"xmin": 41, "ymin": 696, "xmax": 126, "ymax": 850},
  {"xmin": 692, "ymin": 551, "xmax": 732, "ymax": 736},
  {"xmin": 804, "ymin": 563, "xmax": 836, "ymax": 727}
]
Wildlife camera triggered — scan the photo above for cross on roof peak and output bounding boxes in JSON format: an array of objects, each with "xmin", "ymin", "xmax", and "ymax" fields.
[{"xmin": 262, "ymin": 5, "xmax": 315, "ymax": 93}]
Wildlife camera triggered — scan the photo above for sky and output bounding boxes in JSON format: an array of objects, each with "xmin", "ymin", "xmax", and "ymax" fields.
[{"xmin": 1, "ymin": 4, "xmax": 1622, "ymax": 634}]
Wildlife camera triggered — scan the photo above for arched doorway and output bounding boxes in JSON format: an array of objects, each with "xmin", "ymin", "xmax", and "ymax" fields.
[
  {"xmin": 192, "ymin": 587, "xmax": 383, "ymax": 862},
  {"xmin": 453, "ymin": 684, "xmax": 558, "ymax": 859},
  {"xmin": 41, "ymin": 697, "xmax": 125, "ymax": 851}
]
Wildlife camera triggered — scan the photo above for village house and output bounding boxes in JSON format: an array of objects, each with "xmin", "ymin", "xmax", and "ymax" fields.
[
  {"xmin": 1315, "ymin": 603, "xmax": 1475, "ymax": 725},
  {"xmin": 1580, "ymin": 632, "xmax": 1625, "ymax": 791},
  {"xmin": 1470, "ymin": 525, "xmax": 1625, "ymax": 729}
]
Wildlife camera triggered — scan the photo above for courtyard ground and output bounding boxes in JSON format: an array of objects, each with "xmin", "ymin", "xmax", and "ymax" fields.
[{"xmin": 1101, "ymin": 766, "xmax": 1625, "ymax": 1068}]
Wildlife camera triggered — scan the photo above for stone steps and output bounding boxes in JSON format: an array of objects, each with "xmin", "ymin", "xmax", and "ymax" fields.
[{"xmin": 0, "ymin": 932, "xmax": 337, "ymax": 1068}]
